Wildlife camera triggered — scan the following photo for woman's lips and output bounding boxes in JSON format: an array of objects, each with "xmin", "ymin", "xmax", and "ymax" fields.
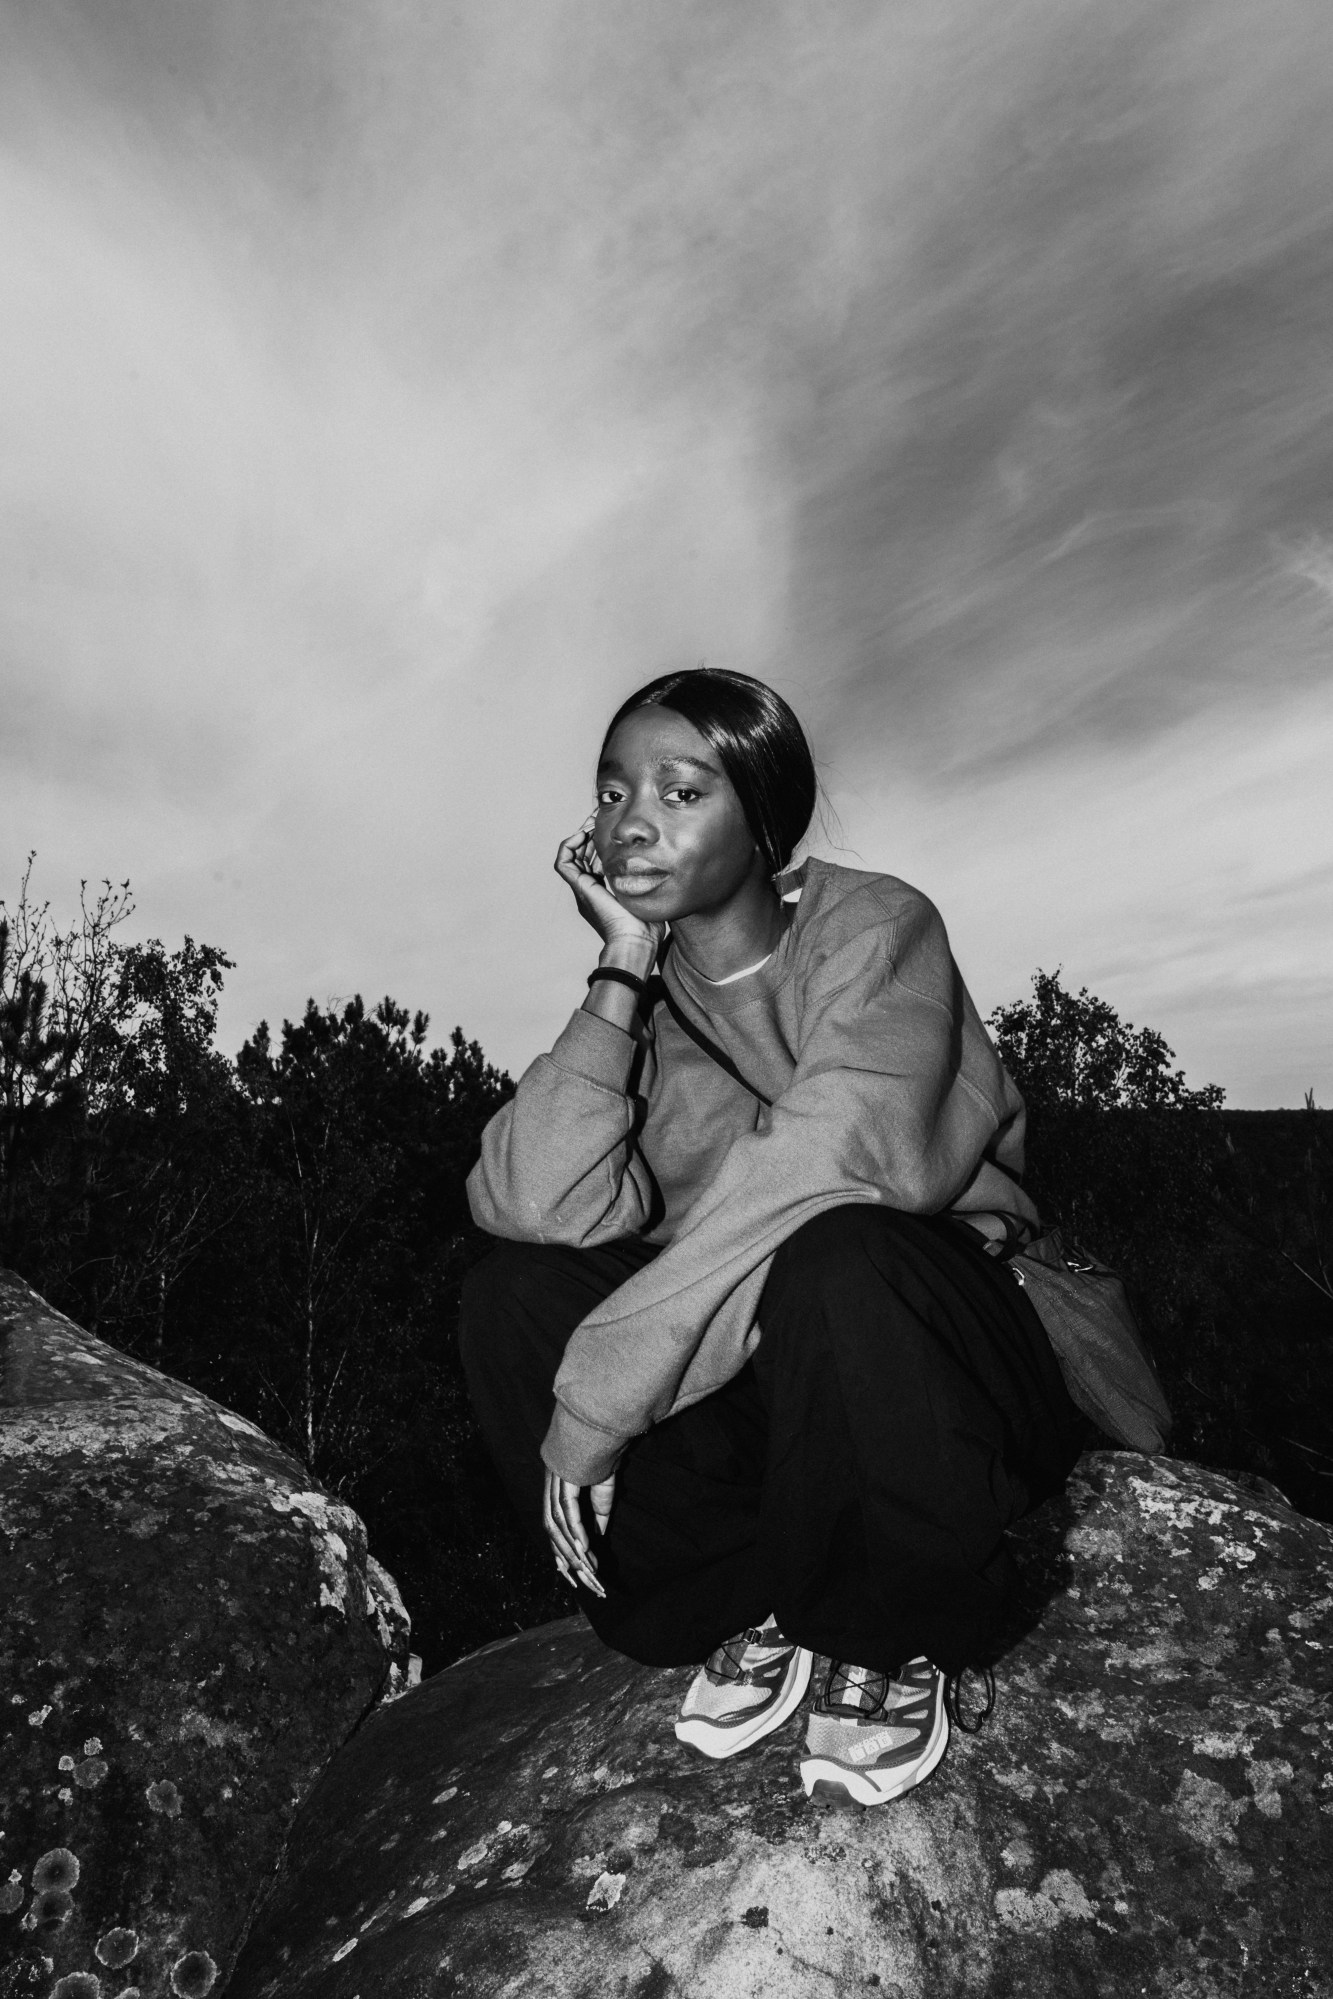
[{"xmin": 610, "ymin": 868, "xmax": 668, "ymax": 895}]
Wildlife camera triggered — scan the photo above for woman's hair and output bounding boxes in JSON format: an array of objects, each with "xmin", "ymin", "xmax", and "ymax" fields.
[{"xmin": 601, "ymin": 669, "xmax": 817, "ymax": 876}]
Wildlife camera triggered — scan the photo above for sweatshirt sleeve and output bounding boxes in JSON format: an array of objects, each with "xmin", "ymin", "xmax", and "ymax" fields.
[
  {"xmin": 543, "ymin": 894, "xmax": 1017, "ymax": 1482},
  {"xmin": 466, "ymin": 1007, "xmax": 658, "ymax": 1246}
]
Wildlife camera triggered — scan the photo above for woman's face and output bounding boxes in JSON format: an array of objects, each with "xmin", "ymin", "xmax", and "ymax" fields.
[{"xmin": 593, "ymin": 706, "xmax": 766, "ymax": 922}]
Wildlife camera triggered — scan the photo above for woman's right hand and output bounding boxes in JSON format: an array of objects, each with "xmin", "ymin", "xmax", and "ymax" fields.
[
  {"xmin": 543, "ymin": 1468, "xmax": 614, "ymax": 1599},
  {"xmin": 555, "ymin": 817, "xmax": 662, "ymax": 955}
]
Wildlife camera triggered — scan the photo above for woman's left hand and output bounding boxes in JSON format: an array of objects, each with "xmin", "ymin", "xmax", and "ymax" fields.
[{"xmin": 543, "ymin": 1469, "xmax": 615, "ymax": 1599}]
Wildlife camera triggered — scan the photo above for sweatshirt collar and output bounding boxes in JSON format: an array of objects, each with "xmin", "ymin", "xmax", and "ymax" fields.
[{"xmin": 666, "ymin": 862, "xmax": 811, "ymax": 1017}]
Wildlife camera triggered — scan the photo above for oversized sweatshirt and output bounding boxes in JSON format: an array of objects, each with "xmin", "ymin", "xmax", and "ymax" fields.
[{"xmin": 467, "ymin": 860, "xmax": 1039, "ymax": 1485}]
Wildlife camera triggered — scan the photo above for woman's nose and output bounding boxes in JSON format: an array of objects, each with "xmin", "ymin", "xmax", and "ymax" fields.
[{"xmin": 613, "ymin": 802, "xmax": 659, "ymax": 845}]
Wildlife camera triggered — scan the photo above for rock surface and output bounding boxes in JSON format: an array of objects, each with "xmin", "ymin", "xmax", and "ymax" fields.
[
  {"xmin": 0, "ymin": 1267, "xmax": 410, "ymax": 1999},
  {"xmin": 230, "ymin": 1452, "xmax": 1333, "ymax": 1999}
]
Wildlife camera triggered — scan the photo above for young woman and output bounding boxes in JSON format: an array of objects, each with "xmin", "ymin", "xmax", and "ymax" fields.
[{"xmin": 460, "ymin": 669, "xmax": 1082, "ymax": 1807}]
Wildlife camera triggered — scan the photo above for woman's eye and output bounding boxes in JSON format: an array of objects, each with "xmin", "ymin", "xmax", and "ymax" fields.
[
  {"xmin": 666, "ymin": 787, "xmax": 700, "ymax": 805},
  {"xmin": 595, "ymin": 790, "xmax": 622, "ymax": 808}
]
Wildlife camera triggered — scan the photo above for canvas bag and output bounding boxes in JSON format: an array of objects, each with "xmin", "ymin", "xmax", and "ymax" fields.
[{"xmin": 1005, "ymin": 1228, "xmax": 1172, "ymax": 1454}]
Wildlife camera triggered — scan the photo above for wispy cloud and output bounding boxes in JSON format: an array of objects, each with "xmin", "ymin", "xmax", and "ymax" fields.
[{"xmin": 1, "ymin": 0, "xmax": 1330, "ymax": 1100}]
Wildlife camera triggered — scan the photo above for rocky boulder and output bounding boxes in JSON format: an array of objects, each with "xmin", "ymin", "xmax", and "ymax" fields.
[
  {"xmin": 0, "ymin": 1268, "xmax": 411, "ymax": 1999},
  {"xmin": 229, "ymin": 1452, "xmax": 1333, "ymax": 1998}
]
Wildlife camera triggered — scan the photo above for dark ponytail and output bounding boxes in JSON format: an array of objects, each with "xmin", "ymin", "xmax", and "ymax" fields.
[{"xmin": 601, "ymin": 669, "xmax": 816, "ymax": 876}]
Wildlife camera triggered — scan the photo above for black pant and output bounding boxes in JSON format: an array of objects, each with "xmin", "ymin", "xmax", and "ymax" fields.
[{"xmin": 458, "ymin": 1204, "xmax": 1083, "ymax": 1674}]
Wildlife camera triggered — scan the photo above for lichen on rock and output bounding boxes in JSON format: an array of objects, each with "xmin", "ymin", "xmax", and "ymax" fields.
[
  {"xmin": 228, "ymin": 1452, "xmax": 1333, "ymax": 1998},
  {"xmin": 0, "ymin": 1266, "xmax": 411, "ymax": 1998}
]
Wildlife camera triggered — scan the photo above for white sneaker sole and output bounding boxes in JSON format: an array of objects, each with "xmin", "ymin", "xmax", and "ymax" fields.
[
  {"xmin": 799, "ymin": 1701, "xmax": 949, "ymax": 1805},
  {"xmin": 674, "ymin": 1646, "xmax": 814, "ymax": 1761}
]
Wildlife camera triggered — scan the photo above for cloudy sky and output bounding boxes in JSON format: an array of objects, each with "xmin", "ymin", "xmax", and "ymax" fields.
[{"xmin": 2, "ymin": 0, "xmax": 1330, "ymax": 1105}]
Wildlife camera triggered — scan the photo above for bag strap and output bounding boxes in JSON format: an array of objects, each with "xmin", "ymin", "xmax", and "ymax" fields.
[
  {"xmin": 993, "ymin": 1211, "xmax": 1042, "ymax": 1257},
  {"xmin": 952, "ymin": 1209, "xmax": 1043, "ymax": 1258},
  {"xmin": 644, "ymin": 947, "xmax": 774, "ymax": 1108}
]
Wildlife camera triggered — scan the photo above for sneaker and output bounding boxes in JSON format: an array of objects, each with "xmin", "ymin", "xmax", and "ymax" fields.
[
  {"xmin": 799, "ymin": 1656, "xmax": 949, "ymax": 1806},
  {"xmin": 674, "ymin": 1620, "xmax": 814, "ymax": 1761}
]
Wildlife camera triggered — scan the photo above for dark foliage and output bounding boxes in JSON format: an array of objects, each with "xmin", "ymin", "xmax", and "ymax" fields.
[
  {"xmin": 0, "ymin": 862, "xmax": 562, "ymax": 1672},
  {"xmin": 990, "ymin": 966, "xmax": 1226, "ymax": 1114},
  {"xmin": 3, "ymin": 880, "xmax": 1329, "ymax": 1674},
  {"xmin": 991, "ymin": 973, "xmax": 1333, "ymax": 1520}
]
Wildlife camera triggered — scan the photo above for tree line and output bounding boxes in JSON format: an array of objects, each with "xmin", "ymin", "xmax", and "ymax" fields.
[{"xmin": 2, "ymin": 861, "xmax": 1329, "ymax": 1669}]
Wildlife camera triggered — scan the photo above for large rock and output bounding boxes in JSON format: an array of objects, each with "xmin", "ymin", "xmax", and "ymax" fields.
[
  {"xmin": 229, "ymin": 1452, "xmax": 1333, "ymax": 1998},
  {"xmin": 0, "ymin": 1268, "xmax": 410, "ymax": 1999}
]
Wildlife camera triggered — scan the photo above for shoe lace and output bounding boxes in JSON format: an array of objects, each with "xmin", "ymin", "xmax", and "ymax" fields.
[
  {"xmin": 705, "ymin": 1625, "xmax": 773, "ymax": 1683},
  {"xmin": 944, "ymin": 1664, "xmax": 997, "ymax": 1734},
  {"xmin": 820, "ymin": 1660, "xmax": 890, "ymax": 1714}
]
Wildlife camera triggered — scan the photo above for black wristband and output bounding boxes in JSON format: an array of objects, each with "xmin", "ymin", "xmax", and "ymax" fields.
[{"xmin": 586, "ymin": 966, "xmax": 647, "ymax": 996}]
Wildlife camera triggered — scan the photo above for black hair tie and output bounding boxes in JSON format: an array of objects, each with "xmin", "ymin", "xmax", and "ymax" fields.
[{"xmin": 586, "ymin": 966, "xmax": 648, "ymax": 995}]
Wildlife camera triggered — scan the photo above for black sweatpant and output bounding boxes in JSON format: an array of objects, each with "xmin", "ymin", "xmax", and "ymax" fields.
[{"xmin": 458, "ymin": 1203, "xmax": 1083, "ymax": 1674}]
